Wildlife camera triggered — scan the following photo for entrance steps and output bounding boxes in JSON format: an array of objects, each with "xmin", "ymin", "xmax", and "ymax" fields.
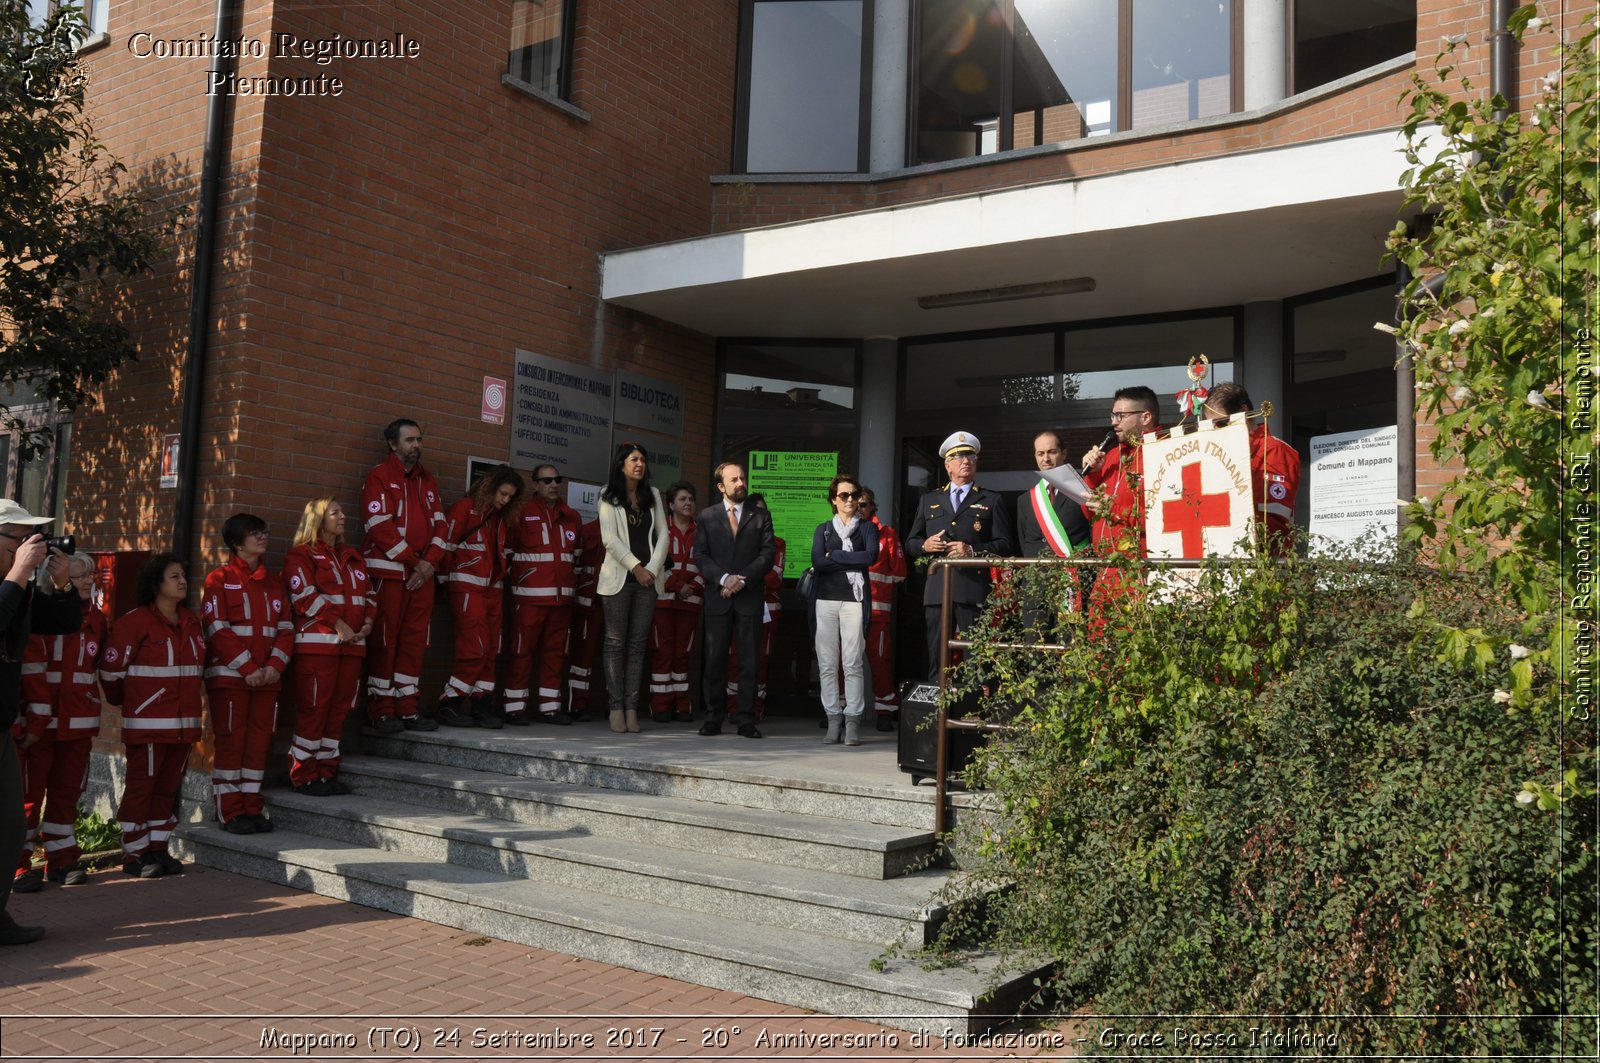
[{"xmin": 176, "ymin": 720, "xmax": 1046, "ymax": 1035}]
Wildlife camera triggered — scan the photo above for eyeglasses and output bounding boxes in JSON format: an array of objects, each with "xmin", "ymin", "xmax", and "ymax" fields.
[
  {"xmin": 536, "ymin": 476, "xmax": 565, "ymax": 485},
  {"xmin": 247, "ymin": 529, "xmax": 269, "ymax": 538},
  {"xmin": 0, "ymin": 531, "xmax": 23, "ymax": 543},
  {"xmin": 946, "ymin": 454, "xmax": 976, "ymax": 463},
  {"xmin": 1110, "ymin": 410, "xmax": 1144, "ymax": 422},
  {"xmin": 834, "ymin": 491, "xmax": 859, "ymax": 501}
]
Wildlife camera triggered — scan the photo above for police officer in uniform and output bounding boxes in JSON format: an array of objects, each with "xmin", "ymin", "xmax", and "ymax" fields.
[{"xmin": 903, "ymin": 431, "xmax": 1015, "ymax": 680}]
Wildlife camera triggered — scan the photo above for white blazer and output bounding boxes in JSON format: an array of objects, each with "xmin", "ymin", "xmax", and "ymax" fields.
[{"xmin": 597, "ymin": 486, "xmax": 669, "ymax": 596}]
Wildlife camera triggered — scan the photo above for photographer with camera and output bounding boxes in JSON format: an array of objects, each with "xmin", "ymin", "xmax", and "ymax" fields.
[{"xmin": 0, "ymin": 501, "xmax": 82, "ymax": 946}]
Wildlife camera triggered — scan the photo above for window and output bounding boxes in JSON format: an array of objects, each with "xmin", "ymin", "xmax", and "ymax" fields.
[
  {"xmin": 736, "ymin": 0, "xmax": 871, "ymax": 173},
  {"xmin": 27, "ymin": 0, "xmax": 106, "ymax": 36},
  {"xmin": 1292, "ymin": 0, "xmax": 1415, "ymax": 94},
  {"xmin": 912, "ymin": 0, "xmax": 1238, "ymax": 164},
  {"xmin": 507, "ymin": 0, "xmax": 575, "ymax": 101}
]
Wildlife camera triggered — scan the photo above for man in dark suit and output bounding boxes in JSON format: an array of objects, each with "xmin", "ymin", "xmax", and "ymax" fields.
[
  {"xmin": 904, "ymin": 431, "xmax": 1015, "ymax": 680},
  {"xmin": 1016, "ymin": 429, "xmax": 1094, "ymax": 635},
  {"xmin": 693, "ymin": 462, "xmax": 776, "ymax": 738}
]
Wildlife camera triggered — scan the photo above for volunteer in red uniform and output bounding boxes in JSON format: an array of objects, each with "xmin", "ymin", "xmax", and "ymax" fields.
[
  {"xmin": 361, "ymin": 418, "xmax": 447, "ymax": 733},
  {"xmin": 202, "ymin": 514, "xmax": 294, "ymax": 835},
  {"xmin": 505, "ymin": 464, "xmax": 581, "ymax": 725},
  {"xmin": 437, "ymin": 465, "xmax": 523, "ymax": 729},
  {"xmin": 101, "ymin": 554, "xmax": 204, "ymax": 879},
  {"xmin": 648, "ymin": 481, "xmax": 701, "ymax": 723},
  {"xmin": 1079, "ymin": 386, "xmax": 1163, "ymax": 631},
  {"xmin": 565, "ymin": 518, "xmax": 603, "ymax": 720},
  {"xmin": 284, "ymin": 498, "xmax": 374, "ymax": 795},
  {"xmin": 13, "ymin": 555, "xmax": 104, "ymax": 890},
  {"xmin": 857, "ymin": 487, "xmax": 906, "ymax": 731},
  {"xmin": 726, "ymin": 494, "xmax": 783, "ymax": 719},
  {"xmin": 1201, "ymin": 382, "xmax": 1301, "ymax": 555}
]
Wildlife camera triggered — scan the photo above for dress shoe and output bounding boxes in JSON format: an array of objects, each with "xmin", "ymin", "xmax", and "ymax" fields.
[
  {"xmin": 149, "ymin": 850, "xmax": 185, "ymax": 875},
  {"xmin": 737, "ymin": 724, "xmax": 764, "ymax": 739},
  {"xmin": 876, "ymin": 714, "xmax": 895, "ymax": 732},
  {"xmin": 0, "ymin": 919, "xmax": 46, "ymax": 946},
  {"xmin": 46, "ymin": 865, "xmax": 88, "ymax": 886},
  {"xmin": 504, "ymin": 712, "xmax": 532, "ymax": 726},
  {"xmin": 697, "ymin": 722, "xmax": 723, "ymax": 736},
  {"xmin": 402, "ymin": 715, "xmax": 439, "ymax": 732},
  {"xmin": 222, "ymin": 817, "xmax": 257, "ymax": 836},
  {"xmin": 436, "ymin": 701, "xmax": 477, "ymax": 728},
  {"xmin": 540, "ymin": 711, "xmax": 573, "ymax": 725},
  {"xmin": 250, "ymin": 813, "xmax": 276, "ymax": 831},
  {"xmin": 372, "ymin": 714, "xmax": 405, "ymax": 735},
  {"xmin": 12, "ymin": 867, "xmax": 43, "ymax": 893}
]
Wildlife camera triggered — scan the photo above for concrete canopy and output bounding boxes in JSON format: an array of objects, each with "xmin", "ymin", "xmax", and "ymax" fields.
[{"xmin": 601, "ymin": 129, "xmax": 1417, "ymax": 339}]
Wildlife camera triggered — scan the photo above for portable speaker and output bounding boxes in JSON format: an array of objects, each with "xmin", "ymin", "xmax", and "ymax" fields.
[{"xmin": 896, "ymin": 680, "xmax": 986, "ymax": 785}]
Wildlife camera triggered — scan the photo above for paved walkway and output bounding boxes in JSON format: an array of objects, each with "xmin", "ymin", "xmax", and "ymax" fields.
[{"xmin": 1, "ymin": 863, "xmax": 1086, "ymax": 1061}]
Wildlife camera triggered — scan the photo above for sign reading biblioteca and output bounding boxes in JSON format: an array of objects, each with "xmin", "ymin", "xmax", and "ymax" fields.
[{"xmin": 748, "ymin": 450, "xmax": 837, "ymax": 579}]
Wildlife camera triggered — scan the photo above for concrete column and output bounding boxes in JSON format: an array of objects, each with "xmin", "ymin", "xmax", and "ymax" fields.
[
  {"xmin": 869, "ymin": 0, "xmax": 910, "ymax": 172},
  {"xmin": 859, "ymin": 338, "xmax": 899, "ymax": 499},
  {"xmin": 1242, "ymin": 0, "xmax": 1289, "ymax": 110},
  {"xmin": 1241, "ymin": 301, "xmax": 1286, "ymax": 426}
]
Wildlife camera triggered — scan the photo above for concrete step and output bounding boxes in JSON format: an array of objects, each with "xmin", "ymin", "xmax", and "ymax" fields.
[
  {"xmin": 179, "ymin": 824, "xmax": 1046, "ymax": 1037},
  {"xmin": 264, "ymin": 789, "xmax": 954, "ymax": 945},
  {"xmin": 357, "ymin": 725, "xmax": 944, "ymax": 829},
  {"xmin": 336, "ymin": 755, "xmax": 935, "ymax": 880}
]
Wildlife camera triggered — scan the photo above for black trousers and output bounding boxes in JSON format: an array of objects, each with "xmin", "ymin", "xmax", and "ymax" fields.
[
  {"xmin": 702, "ymin": 608, "xmax": 761, "ymax": 725},
  {"xmin": 1, "ymin": 730, "xmax": 25, "ymax": 922},
  {"xmin": 923, "ymin": 601, "xmax": 980, "ymax": 681}
]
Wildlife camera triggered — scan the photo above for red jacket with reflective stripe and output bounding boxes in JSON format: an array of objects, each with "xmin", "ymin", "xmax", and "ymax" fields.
[
  {"xmin": 573, "ymin": 519, "xmax": 602, "ymax": 609},
  {"xmin": 101, "ymin": 605, "xmax": 205, "ymax": 744},
  {"xmin": 509, "ymin": 498, "xmax": 582, "ymax": 604},
  {"xmin": 20, "ymin": 607, "xmax": 107, "ymax": 738},
  {"xmin": 866, "ymin": 518, "xmax": 907, "ymax": 619},
  {"xmin": 284, "ymin": 540, "xmax": 375, "ymax": 656},
  {"xmin": 657, "ymin": 520, "xmax": 702, "ymax": 611},
  {"xmin": 441, "ymin": 496, "xmax": 509, "ymax": 590},
  {"xmin": 360, "ymin": 453, "xmax": 449, "ymax": 580},
  {"xmin": 202, "ymin": 556, "xmax": 294, "ymax": 688}
]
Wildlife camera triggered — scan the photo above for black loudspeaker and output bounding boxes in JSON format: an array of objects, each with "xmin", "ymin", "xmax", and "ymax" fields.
[{"xmin": 896, "ymin": 680, "xmax": 986, "ymax": 785}]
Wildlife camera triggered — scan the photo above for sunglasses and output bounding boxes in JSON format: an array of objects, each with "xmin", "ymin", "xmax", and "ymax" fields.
[
  {"xmin": 536, "ymin": 476, "xmax": 565, "ymax": 485},
  {"xmin": 834, "ymin": 491, "xmax": 859, "ymax": 500}
]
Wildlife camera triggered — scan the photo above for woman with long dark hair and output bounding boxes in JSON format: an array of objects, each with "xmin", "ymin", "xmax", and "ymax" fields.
[
  {"xmin": 438, "ymin": 465, "xmax": 523, "ymax": 728},
  {"xmin": 596, "ymin": 443, "xmax": 667, "ymax": 733}
]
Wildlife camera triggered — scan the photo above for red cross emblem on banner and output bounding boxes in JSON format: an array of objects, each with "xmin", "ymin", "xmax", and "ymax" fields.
[{"xmin": 1161, "ymin": 461, "xmax": 1232, "ymax": 557}]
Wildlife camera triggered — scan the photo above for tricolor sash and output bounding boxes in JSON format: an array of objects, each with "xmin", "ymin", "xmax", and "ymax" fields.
[{"xmin": 1029, "ymin": 481, "xmax": 1075, "ymax": 558}]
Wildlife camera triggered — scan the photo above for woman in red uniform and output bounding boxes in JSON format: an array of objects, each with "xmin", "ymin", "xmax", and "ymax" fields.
[
  {"xmin": 437, "ymin": 465, "xmax": 523, "ymax": 728},
  {"xmin": 284, "ymin": 498, "xmax": 374, "ymax": 796},
  {"xmin": 203, "ymin": 514, "xmax": 294, "ymax": 835},
  {"xmin": 648, "ymin": 481, "xmax": 701, "ymax": 723},
  {"xmin": 13, "ymin": 555, "xmax": 105, "ymax": 889},
  {"xmin": 101, "ymin": 554, "xmax": 204, "ymax": 879}
]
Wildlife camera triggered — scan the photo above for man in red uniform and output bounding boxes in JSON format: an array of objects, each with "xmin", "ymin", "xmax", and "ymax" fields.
[
  {"xmin": 1201, "ymin": 382, "xmax": 1301, "ymax": 555},
  {"xmin": 857, "ymin": 487, "xmax": 905, "ymax": 731},
  {"xmin": 361, "ymin": 418, "xmax": 446, "ymax": 733},
  {"xmin": 13, "ymin": 555, "xmax": 104, "ymax": 890},
  {"xmin": 506, "ymin": 464, "xmax": 582, "ymax": 725},
  {"xmin": 1079, "ymin": 387, "xmax": 1163, "ymax": 630},
  {"xmin": 565, "ymin": 518, "xmax": 603, "ymax": 721}
]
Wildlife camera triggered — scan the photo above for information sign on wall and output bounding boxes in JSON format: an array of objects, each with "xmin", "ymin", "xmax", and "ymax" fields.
[
  {"xmin": 1309, "ymin": 424, "xmax": 1398, "ymax": 554},
  {"xmin": 748, "ymin": 450, "xmax": 838, "ymax": 578},
  {"xmin": 511, "ymin": 350, "xmax": 613, "ymax": 482},
  {"xmin": 614, "ymin": 371, "xmax": 685, "ymax": 437}
]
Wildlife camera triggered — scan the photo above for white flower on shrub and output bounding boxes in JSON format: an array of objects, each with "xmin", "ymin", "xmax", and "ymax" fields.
[
  {"xmin": 1509, "ymin": 643, "xmax": 1532, "ymax": 659},
  {"xmin": 1493, "ymin": 688, "xmax": 1513, "ymax": 704},
  {"xmin": 1515, "ymin": 789, "xmax": 1536, "ymax": 806},
  {"xmin": 1449, "ymin": 319, "xmax": 1471, "ymax": 335},
  {"xmin": 1527, "ymin": 390, "xmax": 1552, "ymax": 409},
  {"xmin": 1453, "ymin": 385, "xmax": 1472, "ymax": 402},
  {"xmin": 1527, "ymin": 17, "xmax": 1546, "ymax": 32}
]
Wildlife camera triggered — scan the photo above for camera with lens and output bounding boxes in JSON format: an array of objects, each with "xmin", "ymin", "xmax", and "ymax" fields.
[{"xmin": 44, "ymin": 535, "xmax": 75, "ymax": 556}]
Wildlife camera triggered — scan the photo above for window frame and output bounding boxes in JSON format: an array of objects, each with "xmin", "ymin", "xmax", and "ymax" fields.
[{"xmin": 505, "ymin": 0, "xmax": 578, "ymax": 105}]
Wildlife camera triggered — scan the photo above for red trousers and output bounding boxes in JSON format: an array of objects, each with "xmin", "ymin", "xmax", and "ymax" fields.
[
  {"xmin": 444, "ymin": 586, "xmax": 502, "ymax": 702},
  {"xmin": 366, "ymin": 576, "xmax": 434, "ymax": 719},
  {"xmin": 17, "ymin": 731, "xmax": 91, "ymax": 872},
  {"xmin": 567, "ymin": 603, "xmax": 600, "ymax": 713},
  {"xmin": 505, "ymin": 603, "xmax": 571, "ymax": 717},
  {"xmin": 648, "ymin": 607, "xmax": 698, "ymax": 713},
  {"xmin": 867, "ymin": 617, "xmax": 898, "ymax": 715},
  {"xmin": 208, "ymin": 686, "xmax": 278, "ymax": 824},
  {"xmin": 119, "ymin": 742, "xmax": 191, "ymax": 856},
  {"xmin": 726, "ymin": 610, "xmax": 778, "ymax": 718},
  {"xmin": 290, "ymin": 655, "xmax": 361, "ymax": 788}
]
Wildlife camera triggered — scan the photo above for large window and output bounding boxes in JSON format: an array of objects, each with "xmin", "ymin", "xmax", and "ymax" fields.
[
  {"xmin": 507, "ymin": 0, "xmax": 576, "ymax": 101},
  {"xmin": 1292, "ymin": 0, "xmax": 1415, "ymax": 94},
  {"xmin": 913, "ymin": 0, "xmax": 1237, "ymax": 164},
  {"xmin": 27, "ymin": 0, "xmax": 106, "ymax": 36},
  {"xmin": 736, "ymin": 0, "xmax": 870, "ymax": 173}
]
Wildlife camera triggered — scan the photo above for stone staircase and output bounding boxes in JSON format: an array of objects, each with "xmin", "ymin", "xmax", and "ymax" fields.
[{"xmin": 175, "ymin": 721, "xmax": 1047, "ymax": 1035}]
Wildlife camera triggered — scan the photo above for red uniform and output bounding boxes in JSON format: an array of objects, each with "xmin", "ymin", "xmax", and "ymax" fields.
[
  {"xmin": 284, "ymin": 540, "xmax": 374, "ymax": 788},
  {"xmin": 101, "ymin": 606, "xmax": 205, "ymax": 858},
  {"xmin": 361, "ymin": 453, "xmax": 448, "ymax": 721},
  {"xmin": 202, "ymin": 557, "xmax": 293, "ymax": 826},
  {"xmin": 505, "ymin": 497, "xmax": 582, "ymax": 720},
  {"xmin": 1082, "ymin": 432, "xmax": 1163, "ymax": 631},
  {"xmin": 566, "ymin": 519, "xmax": 603, "ymax": 715},
  {"xmin": 15, "ymin": 609, "xmax": 106, "ymax": 875},
  {"xmin": 865, "ymin": 517, "xmax": 907, "ymax": 718},
  {"xmin": 1249, "ymin": 424, "xmax": 1301, "ymax": 555},
  {"xmin": 440, "ymin": 496, "xmax": 511, "ymax": 705},
  {"xmin": 649, "ymin": 519, "xmax": 702, "ymax": 718},
  {"xmin": 726, "ymin": 535, "xmax": 784, "ymax": 718}
]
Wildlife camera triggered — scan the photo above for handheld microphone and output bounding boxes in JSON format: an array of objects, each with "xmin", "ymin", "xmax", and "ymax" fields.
[{"xmin": 1082, "ymin": 430, "xmax": 1116, "ymax": 472}]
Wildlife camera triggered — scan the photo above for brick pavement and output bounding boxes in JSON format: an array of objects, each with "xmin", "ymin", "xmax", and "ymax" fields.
[{"xmin": 0, "ymin": 863, "xmax": 1085, "ymax": 1061}]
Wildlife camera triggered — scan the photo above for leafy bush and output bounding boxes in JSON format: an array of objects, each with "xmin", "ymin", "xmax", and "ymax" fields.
[{"xmin": 937, "ymin": 553, "xmax": 1595, "ymax": 1057}]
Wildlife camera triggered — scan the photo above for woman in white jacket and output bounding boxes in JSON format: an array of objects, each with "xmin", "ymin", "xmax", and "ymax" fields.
[{"xmin": 596, "ymin": 442, "xmax": 668, "ymax": 733}]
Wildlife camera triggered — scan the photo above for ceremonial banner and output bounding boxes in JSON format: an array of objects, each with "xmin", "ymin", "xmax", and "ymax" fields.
[{"xmin": 1141, "ymin": 415, "xmax": 1254, "ymax": 560}]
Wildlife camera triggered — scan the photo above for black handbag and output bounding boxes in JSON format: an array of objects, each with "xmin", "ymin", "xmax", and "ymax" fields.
[{"xmin": 796, "ymin": 566, "xmax": 817, "ymax": 600}]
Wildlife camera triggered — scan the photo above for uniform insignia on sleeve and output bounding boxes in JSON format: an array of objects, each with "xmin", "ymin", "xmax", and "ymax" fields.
[{"xmin": 368, "ymin": 501, "xmax": 382, "ymax": 513}]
